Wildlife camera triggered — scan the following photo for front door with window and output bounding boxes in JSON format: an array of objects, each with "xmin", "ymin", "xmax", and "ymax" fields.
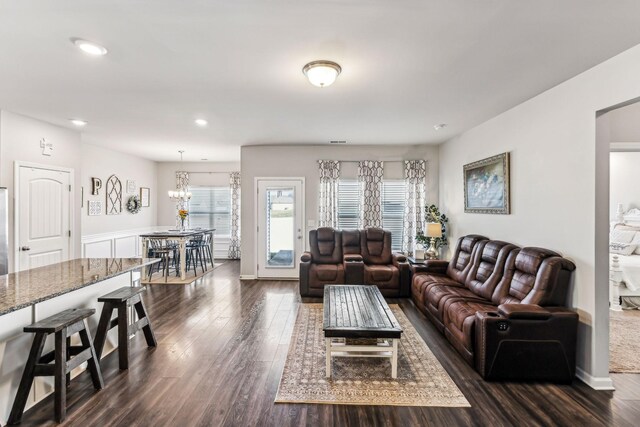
[{"xmin": 256, "ymin": 179, "xmax": 304, "ymax": 278}]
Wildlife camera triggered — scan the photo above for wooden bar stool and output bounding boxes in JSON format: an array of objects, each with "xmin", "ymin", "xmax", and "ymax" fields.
[
  {"xmin": 93, "ymin": 287, "xmax": 157, "ymax": 370},
  {"xmin": 8, "ymin": 308, "xmax": 104, "ymax": 424}
]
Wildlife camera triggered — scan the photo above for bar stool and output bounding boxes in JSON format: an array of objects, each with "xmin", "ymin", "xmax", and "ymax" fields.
[
  {"xmin": 8, "ymin": 308, "xmax": 104, "ymax": 424},
  {"xmin": 93, "ymin": 287, "xmax": 157, "ymax": 370}
]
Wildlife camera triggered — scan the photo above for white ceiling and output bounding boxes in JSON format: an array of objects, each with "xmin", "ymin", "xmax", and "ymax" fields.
[{"xmin": 1, "ymin": 1, "xmax": 640, "ymax": 162}]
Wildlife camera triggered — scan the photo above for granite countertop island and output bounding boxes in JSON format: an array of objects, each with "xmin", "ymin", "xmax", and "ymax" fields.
[{"xmin": 0, "ymin": 258, "xmax": 160, "ymax": 317}]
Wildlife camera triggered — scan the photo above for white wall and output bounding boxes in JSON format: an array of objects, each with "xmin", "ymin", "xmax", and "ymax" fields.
[
  {"xmin": 81, "ymin": 143, "xmax": 158, "ymax": 236},
  {"xmin": 240, "ymin": 144, "xmax": 439, "ymax": 277},
  {"xmin": 156, "ymin": 161, "xmax": 240, "ymax": 227},
  {"xmin": 438, "ymin": 44, "xmax": 640, "ymax": 388},
  {"xmin": 0, "ymin": 110, "xmax": 82, "ymax": 271},
  {"xmin": 610, "ymin": 152, "xmax": 640, "ymax": 219}
]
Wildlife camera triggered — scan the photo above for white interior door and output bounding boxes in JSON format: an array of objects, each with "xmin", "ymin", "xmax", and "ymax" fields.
[
  {"xmin": 256, "ymin": 179, "xmax": 304, "ymax": 279},
  {"xmin": 18, "ymin": 165, "xmax": 71, "ymax": 271}
]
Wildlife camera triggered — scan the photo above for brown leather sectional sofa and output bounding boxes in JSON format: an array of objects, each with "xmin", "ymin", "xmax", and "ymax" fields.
[
  {"xmin": 299, "ymin": 227, "xmax": 411, "ymax": 297},
  {"xmin": 412, "ymin": 234, "xmax": 579, "ymax": 382}
]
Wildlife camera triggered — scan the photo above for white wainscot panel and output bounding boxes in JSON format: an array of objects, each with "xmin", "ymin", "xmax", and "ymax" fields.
[
  {"xmin": 83, "ymin": 239, "xmax": 112, "ymax": 258},
  {"xmin": 114, "ymin": 236, "xmax": 138, "ymax": 258}
]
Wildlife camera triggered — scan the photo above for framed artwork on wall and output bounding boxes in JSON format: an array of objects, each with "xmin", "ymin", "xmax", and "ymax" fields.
[
  {"xmin": 127, "ymin": 180, "xmax": 136, "ymax": 194},
  {"xmin": 463, "ymin": 152, "xmax": 510, "ymax": 214},
  {"xmin": 140, "ymin": 187, "xmax": 150, "ymax": 207},
  {"xmin": 88, "ymin": 200, "xmax": 102, "ymax": 216}
]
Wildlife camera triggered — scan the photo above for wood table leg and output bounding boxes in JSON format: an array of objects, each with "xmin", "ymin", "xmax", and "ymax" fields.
[
  {"xmin": 180, "ymin": 238, "xmax": 187, "ymax": 280},
  {"xmin": 391, "ymin": 339, "xmax": 398, "ymax": 379},
  {"xmin": 325, "ymin": 338, "xmax": 331, "ymax": 378},
  {"xmin": 141, "ymin": 237, "xmax": 149, "ymax": 278}
]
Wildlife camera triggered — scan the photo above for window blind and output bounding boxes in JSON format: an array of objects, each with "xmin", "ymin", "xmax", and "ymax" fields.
[
  {"xmin": 188, "ymin": 186, "xmax": 232, "ymax": 236},
  {"xmin": 336, "ymin": 179, "xmax": 406, "ymax": 251}
]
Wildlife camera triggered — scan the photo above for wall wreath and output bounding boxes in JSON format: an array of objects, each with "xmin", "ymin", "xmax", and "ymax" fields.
[{"xmin": 126, "ymin": 195, "xmax": 142, "ymax": 214}]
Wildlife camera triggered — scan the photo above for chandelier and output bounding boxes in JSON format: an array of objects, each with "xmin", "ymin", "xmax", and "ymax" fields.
[{"xmin": 167, "ymin": 150, "xmax": 192, "ymax": 200}]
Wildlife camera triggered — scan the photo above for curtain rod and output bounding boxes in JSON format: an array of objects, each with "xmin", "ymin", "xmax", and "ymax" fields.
[
  {"xmin": 179, "ymin": 171, "xmax": 238, "ymax": 174},
  {"xmin": 329, "ymin": 160, "xmax": 408, "ymax": 163}
]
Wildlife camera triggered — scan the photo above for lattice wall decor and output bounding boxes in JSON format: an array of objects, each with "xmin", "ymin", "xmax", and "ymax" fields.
[{"xmin": 106, "ymin": 174, "xmax": 123, "ymax": 215}]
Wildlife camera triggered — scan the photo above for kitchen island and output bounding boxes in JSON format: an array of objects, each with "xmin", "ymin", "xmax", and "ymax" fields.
[{"xmin": 0, "ymin": 257, "xmax": 159, "ymax": 425}]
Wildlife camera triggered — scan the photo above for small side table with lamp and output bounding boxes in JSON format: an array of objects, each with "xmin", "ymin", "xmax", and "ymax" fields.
[{"xmin": 424, "ymin": 222, "xmax": 443, "ymax": 260}]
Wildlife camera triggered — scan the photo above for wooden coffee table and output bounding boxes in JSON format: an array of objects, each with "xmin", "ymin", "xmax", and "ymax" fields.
[{"xmin": 323, "ymin": 285, "xmax": 403, "ymax": 378}]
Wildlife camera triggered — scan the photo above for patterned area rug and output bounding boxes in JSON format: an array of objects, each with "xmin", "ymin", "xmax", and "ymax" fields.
[
  {"xmin": 610, "ymin": 309, "xmax": 640, "ymax": 373},
  {"xmin": 275, "ymin": 304, "xmax": 470, "ymax": 407}
]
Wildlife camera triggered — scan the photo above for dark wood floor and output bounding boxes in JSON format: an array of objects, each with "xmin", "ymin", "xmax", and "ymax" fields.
[{"xmin": 17, "ymin": 260, "xmax": 639, "ymax": 426}]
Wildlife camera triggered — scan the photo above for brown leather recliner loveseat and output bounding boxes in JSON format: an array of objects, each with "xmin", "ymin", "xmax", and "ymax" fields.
[
  {"xmin": 300, "ymin": 227, "xmax": 410, "ymax": 297},
  {"xmin": 412, "ymin": 235, "xmax": 578, "ymax": 383}
]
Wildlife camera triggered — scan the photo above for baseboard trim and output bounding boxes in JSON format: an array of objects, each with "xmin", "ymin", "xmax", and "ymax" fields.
[
  {"xmin": 239, "ymin": 275, "xmax": 256, "ymax": 280},
  {"xmin": 575, "ymin": 367, "xmax": 615, "ymax": 390}
]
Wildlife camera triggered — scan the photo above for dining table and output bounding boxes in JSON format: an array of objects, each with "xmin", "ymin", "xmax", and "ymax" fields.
[{"xmin": 139, "ymin": 228, "xmax": 215, "ymax": 280}]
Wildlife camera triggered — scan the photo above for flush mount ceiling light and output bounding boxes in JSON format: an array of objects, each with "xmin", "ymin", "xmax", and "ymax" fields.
[
  {"xmin": 302, "ymin": 60, "xmax": 341, "ymax": 87},
  {"xmin": 194, "ymin": 119, "xmax": 208, "ymax": 127},
  {"xmin": 434, "ymin": 123, "xmax": 448, "ymax": 131},
  {"xmin": 70, "ymin": 38, "xmax": 108, "ymax": 56},
  {"xmin": 69, "ymin": 119, "xmax": 87, "ymax": 127}
]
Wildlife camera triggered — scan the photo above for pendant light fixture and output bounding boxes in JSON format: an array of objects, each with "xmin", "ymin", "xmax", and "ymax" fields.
[
  {"xmin": 302, "ymin": 60, "xmax": 342, "ymax": 87},
  {"xmin": 167, "ymin": 150, "xmax": 192, "ymax": 200}
]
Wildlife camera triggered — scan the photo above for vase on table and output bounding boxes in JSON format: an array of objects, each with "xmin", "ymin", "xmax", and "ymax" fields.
[{"xmin": 180, "ymin": 218, "xmax": 185, "ymax": 231}]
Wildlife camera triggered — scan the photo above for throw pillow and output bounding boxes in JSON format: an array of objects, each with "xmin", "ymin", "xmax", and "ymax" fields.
[
  {"xmin": 632, "ymin": 233, "xmax": 640, "ymax": 255},
  {"xmin": 610, "ymin": 242, "xmax": 637, "ymax": 256},
  {"xmin": 610, "ymin": 228, "xmax": 637, "ymax": 244}
]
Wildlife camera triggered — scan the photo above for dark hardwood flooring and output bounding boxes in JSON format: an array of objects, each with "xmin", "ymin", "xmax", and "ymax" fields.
[{"xmin": 17, "ymin": 260, "xmax": 640, "ymax": 426}]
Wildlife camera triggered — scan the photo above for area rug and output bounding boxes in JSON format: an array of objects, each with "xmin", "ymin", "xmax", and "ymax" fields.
[
  {"xmin": 610, "ymin": 309, "xmax": 640, "ymax": 373},
  {"xmin": 142, "ymin": 262, "xmax": 224, "ymax": 285},
  {"xmin": 275, "ymin": 304, "xmax": 470, "ymax": 407}
]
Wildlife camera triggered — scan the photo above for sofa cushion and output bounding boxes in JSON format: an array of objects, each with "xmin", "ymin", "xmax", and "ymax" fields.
[
  {"xmin": 342, "ymin": 229, "xmax": 361, "ymax": 254},
  {"xmin": 361, "ymin": 228, "xmax": 393, "ymax": 264},
  {"xmin": 444, "ymin": 299, "xmax": 497, "ymax": 353},
  {"xmin": 364, "ymin": 264, "xmax": 399, "ymax": 289},
  {"xmin": 309, "ymin": 228, "xmax": 343, "ymax": 264},
  {"xmin": 465, "ymin": 240, "xmax": 518, "ymax": 300},
  {"xmin": 309, "ymin": 263, "xmax": 345, "ymax": 288}
]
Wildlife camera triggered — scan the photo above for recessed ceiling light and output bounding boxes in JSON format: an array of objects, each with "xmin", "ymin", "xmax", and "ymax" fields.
[
  {"xmin": 201, "ymin": 158, "xmax": 208, "ymax": 161},
  {"xmin": 194, "ymin": 119, "xmax": 208, "ymax": 127},
  {"xmin": 69, "ymin": 119, "xmax": 88, "ymax": 127},
  {"xmin": 434, "ymin": 123, "xmax": 447, "ymax": 131},
  {"xmin": 70, "ymin": 38, "xmax": 108, "ymax": 56},
  {"xmin": 303, "ymin": 60, "xmax": 342, "ymax": 87}
]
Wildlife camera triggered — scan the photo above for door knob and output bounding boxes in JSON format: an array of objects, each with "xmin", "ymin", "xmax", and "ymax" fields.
[
  {"xmin": 297, "ymin": 235, "xmax": 302, "ymax": 240},
  {"xmin": 21, "ymin": 246, "xmax": 31, "ymax": 251}
]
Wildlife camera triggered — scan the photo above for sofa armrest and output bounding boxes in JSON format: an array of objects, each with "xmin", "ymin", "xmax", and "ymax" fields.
[
  {"xmin": 299, "ymin": 254, "xmax": 311, "ymax": 297},
  {"xmin": 392, "ymin": 253, "xmax": 407, "ymax": 266},
  {"xmin": 411, "ymin": 260, "xmax": 449, "ymax": 275},
  {"xmin": 301, "ymin": 251, "xmax": 312, "ymax": 262},
  {"xmin": 343, "ymin": 255, "xmax": 364, "ymax": 285},
  {"xmin": 497, "ymin": 304, "xmax": 552, "ymax": 320},
  {"xmin": 392, "ymin": 253, "xmax": 411, "ymax": 297},
  {"xmin": 474, "ymin": 306, "xmax": 579, "ymax": 382}
]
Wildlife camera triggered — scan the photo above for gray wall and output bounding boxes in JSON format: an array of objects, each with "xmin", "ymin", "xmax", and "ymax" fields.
[
  {"xmin": 240, "ymin": 144, "xmax": 439, "ymax": 277},
  {"xmin": 0, "ymin": 110, "xmax": 82, "ymax": 271},
  {"xmin": 156, "ymin": 161, "xmax": 241, "ymax": 227},
  {"xmin": 81, "ymin": 143, "xmax": 158, "ymax": 235},
  {"xmin": 438, "ymin": 43, "xmax": 640, "ymax": 388}
]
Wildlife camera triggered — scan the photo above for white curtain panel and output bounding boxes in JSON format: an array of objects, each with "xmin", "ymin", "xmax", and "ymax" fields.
[
  {"xmin": 228, "ymin": 171, "xmax": 241, "ymax": 259},
  {"xmin": 402, "ymin": 160, "xmax": 427, "ymax": 254},
  {"xmin": 358, "ymin": 161, "xmax": 384, "ymax": 228},
  {"xmin": 318, "ymin": 160, "xmax": 340, "ymax": 228},
  {"xmin": 176, "ymin": 171, "xmax": 189, "ymax": 228}
]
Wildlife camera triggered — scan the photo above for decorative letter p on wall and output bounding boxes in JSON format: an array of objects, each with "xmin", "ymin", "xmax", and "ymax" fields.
[{"xmin": 91, "ymin": 177, "xmax": 102, "ymax": 195}]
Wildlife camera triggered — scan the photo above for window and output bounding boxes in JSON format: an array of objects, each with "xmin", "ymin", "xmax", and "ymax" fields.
[
  {"xmin": 382, "ymin": 180, "xmax": 405, "ymax": 251},
  {"xmin": 337, "ymin": 180, "xmax": 406, "ymax": 251},
  {"xmin": 188, "ymin": 186, "xmax": 232, "ymax": 236}
]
